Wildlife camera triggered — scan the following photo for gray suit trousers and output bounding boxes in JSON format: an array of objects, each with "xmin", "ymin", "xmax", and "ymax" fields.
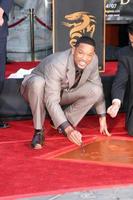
[
  {"xmin": 61, "ymin": 82, "xmax": 105, "ymax": 127},
  {"xmin": 21, "ymin": 74, "xmax": 46, "ymax": 130},
  {"xmin": 21, "ymin": 74, "xmax": 105, "ymax": 130}
]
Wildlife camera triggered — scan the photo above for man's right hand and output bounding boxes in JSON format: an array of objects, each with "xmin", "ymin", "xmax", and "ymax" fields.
[
  {"xmin": 64, "ymin": 125, "xmax": 82, "ymax": 145},
  {"xmin": 0, "ymin": 8, "xmax": 4, "ymax": 26},
  {"xmin": 107, "ymin": 101, "xmax": 120, "ymax": 118},
  {"xmin": 0, "ymin": 17, "xmax": 4, "ymax": 26}
]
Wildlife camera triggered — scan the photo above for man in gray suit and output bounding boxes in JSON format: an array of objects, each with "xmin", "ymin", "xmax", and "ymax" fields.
[{"xmin": 21, "ymin": 36, "xmax": 111, "ymax": 149}]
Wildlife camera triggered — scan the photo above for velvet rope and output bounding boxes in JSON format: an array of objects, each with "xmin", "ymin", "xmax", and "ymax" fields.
[
  {"xmin": 8, "ymin": 16, "xmax": 28, "ymax": 28},
  {"xmin": 8, "ymin": 14, "xmax": 52, "ymax": 31},
  {"xmin": 35, "ymin": 15, "xmax": 52, "ymax": 31}
]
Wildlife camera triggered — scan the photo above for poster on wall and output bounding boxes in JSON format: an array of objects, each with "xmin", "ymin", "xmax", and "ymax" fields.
[
  {"xmin": 106, "ymin": 0, "xmax": 133, "ymax": 23},
  {"xmin": 53, "ymin": 0, "xmax": 105, "ymax": 71}
]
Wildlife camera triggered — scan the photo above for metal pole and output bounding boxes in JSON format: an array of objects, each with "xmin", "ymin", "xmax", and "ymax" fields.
[{"xmin": 29, "ymin": 8, "xmax": 35, "ymax": 61}]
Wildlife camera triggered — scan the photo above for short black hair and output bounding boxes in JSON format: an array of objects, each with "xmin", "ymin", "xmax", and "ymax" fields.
[
  {"xmin": 75, "ymin": 36, "xmax": 96, "ymax": 48},
  {"xmin": 127, "ymin": 21, "xmax": 133, "ymax": 34}
]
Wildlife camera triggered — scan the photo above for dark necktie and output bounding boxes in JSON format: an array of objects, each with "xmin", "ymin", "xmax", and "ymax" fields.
[{"xmin": 71, "ymin": 69, "xmax": 82, "ymax": 89}]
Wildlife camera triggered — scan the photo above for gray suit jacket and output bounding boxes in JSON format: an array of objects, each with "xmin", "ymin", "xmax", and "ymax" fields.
[{"xmin": 29, "ymin": 49, "xmax": 105, "ymax": 127}]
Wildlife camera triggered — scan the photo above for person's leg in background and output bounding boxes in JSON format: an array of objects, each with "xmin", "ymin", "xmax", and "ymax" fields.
[{"xmin": 0, "ymin": 37, "xmax": 10, "ymax": 128}]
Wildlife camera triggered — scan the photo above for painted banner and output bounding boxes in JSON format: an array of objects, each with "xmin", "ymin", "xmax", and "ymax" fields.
[
  {"xmin": 53, "ymin": 0, "xmax": 105, "ymax": 71},
  {"xmin": 106, "ymin": 0, "xmax": 133, "ymax": 23}
]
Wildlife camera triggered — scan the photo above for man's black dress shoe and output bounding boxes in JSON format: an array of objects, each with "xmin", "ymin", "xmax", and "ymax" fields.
[
  {"xmin": 0, "ymin": 121, "xmax": 10, "ymax": 128},
  {"xmin": 31, "ymin": 129, "xmax": 44, "ymax": 149}
]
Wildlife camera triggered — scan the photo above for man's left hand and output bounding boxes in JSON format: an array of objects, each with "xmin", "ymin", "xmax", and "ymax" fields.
[{"xmin": 99, "ymin": 116, "xmax": 111, "ymax": 136}]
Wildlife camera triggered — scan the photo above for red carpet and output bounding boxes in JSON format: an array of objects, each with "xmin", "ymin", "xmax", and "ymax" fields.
[
  {"xmin": 1, "ymin": 61, "xmax": 132, "ymax": 199},
  {"xmin": 1, "ymin": 113, "xmax": 133, "ymax": 199}
]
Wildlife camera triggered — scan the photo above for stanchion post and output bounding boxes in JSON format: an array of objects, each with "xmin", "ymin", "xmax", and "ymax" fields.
[{"xmin": 29, "ymin": 8, "xmax": 35, "ymax": 61}]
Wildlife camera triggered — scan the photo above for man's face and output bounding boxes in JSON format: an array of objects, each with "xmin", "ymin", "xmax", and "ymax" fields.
[
  {"xmin": 72, "ymin": 43, "xmax": 95, "ymax": 69},
  {"xmin": 129, "ymin": 33, "xmax": 133, "ymax": 47}
]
